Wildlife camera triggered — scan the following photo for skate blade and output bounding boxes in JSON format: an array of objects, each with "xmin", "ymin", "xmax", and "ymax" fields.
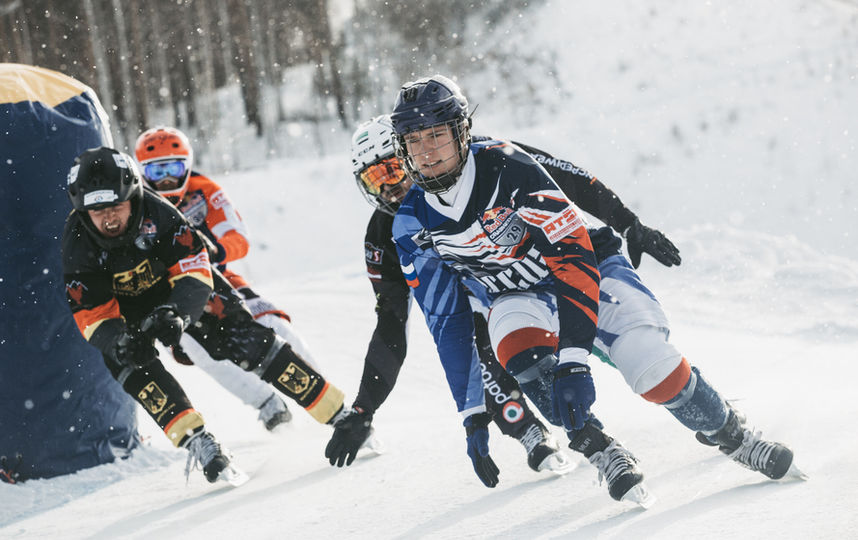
[
  {"xmin": 782, "ymin": 462, "xmax": 809, "ymax": 481},
  {"xmin": 219, "ymin": 464, "xmax": 250, "ymax": 487},
  {"xmin": 621, "ymin": 483, "xmax": 657, "ymax": 509},
  {"xmin": 537, "ymin": 451, "xmax": 577, "ymax": 476}
]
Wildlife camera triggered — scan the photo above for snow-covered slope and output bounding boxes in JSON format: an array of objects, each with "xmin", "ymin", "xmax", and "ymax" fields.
[{"xmin": 2, "ymin": 1, "xmax": 857, "ymax": 538}]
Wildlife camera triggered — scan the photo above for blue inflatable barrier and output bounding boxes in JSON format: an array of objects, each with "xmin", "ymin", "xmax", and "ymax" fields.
[{"xmin": 0, "ymin": 64, "xmax": 138, "ymax": 482}]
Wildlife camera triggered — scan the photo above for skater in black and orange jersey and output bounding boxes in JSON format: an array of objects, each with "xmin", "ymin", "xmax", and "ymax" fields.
[
  {"xmin": 134, "ymin": 126, "xmax": 319, "ymax": 431},
  {"xmin": 63, "ymin": 147, "xmax": 349, "ymax": 483}
]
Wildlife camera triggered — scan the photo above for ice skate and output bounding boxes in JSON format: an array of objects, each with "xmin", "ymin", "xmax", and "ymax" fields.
[
  {"xmin": 697, "ymin": 409, "xmax": 805, "ymax": 481},
  {"xmin": 257, "ymin": 393, "xmax": 293, "ymax": 431},
  {"xmin": 569, "ymin": 422, "xmax": 655, "ymax": 508},
  {"xmin": 519, "ymin": 423, "xmax": 575, "ymax": 475},
  {"xmin": 185, "ymin": 430, "xmax": 248, "ymax": 486}
]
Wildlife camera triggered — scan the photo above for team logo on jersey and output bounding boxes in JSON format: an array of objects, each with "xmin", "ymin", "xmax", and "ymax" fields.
[
  {"xmin": 365, "ymin": 242, "xmax": 384, "ymax": 264},
  {"xmin": 277, "ymin": 362, "xmax": 312, "ymax": 396},
  {"xmin": 113, "ymin": 259, "xmax": 161, "ymax": 296},
  {"xmin": 179, "ymin": 190, "xmax": 208, "ymax": 227},
  {"xmin": 138, "ymin": 381, "xmax": 167, "ymax": 414},
  {"xmin": 173, "ymin": 224, "xmax": 195, "ymax": 249},
  {"xmin": 135, "ymin": 219, "xmax": 158, "ymax": 250},
  {"xmin": 66, "ymin": 280, "xmax": 87, "ymax": 306},
  {"xmin": 479, "ymin": 206, "xmax": 525, "ymax": 246}
]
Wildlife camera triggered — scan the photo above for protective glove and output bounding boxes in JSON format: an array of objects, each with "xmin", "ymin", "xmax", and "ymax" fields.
[
  {"xmin": 141, "ymin": 304, "xmax": 188, "ymax": 347},
  {"xmin": 624, "ymin": 218, "xmax": 681, "ymax": 269},
  {"xmin": 110, "ymin": 330, "xmax": 158, "ymax": 369},
  {"xmin": 464, "ymin": 412, "xmax": 500, "ymax": 488},
  {"xmin": 552, "ymin": 362, "xmax": 596, "ymax": 432},
  {"xmin": 325, "ymin": 407, "xmax": 374, "ymax": 467}
]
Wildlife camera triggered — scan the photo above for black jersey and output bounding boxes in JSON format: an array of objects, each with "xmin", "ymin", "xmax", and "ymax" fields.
[{"xmin": 63, "ymin": 190, "xmax": 214, "ymax": 354}]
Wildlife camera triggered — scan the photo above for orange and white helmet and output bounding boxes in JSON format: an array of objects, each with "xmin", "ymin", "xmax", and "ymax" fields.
[{"xmin": 134, "ymin": 126, "xmax": 194, "ymax": 203}]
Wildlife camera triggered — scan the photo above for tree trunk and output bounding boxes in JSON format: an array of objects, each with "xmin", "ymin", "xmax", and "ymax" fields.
[
  {"xmin": 110, "ymin": 0, "xmax": 138, "ymax": 148},
  {"xmin": 81, "ymin": 0, "xmax": 116, "ymax": 146}
]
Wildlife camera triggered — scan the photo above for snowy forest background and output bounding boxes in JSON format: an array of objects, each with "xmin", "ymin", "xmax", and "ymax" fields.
[{"xmin": 3, "ymin": 1, "xmax": 858, "ymax": 538}]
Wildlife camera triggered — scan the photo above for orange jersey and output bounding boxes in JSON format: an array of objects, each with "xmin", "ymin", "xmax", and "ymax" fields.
[{"xmin": 177, "ymin": 173, "xmax": 250, "ymax": 265}]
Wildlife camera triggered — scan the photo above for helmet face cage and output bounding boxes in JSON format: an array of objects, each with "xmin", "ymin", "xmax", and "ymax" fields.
[
  {"xmin": 390, "ymin": 75, "xmax": 471, "ymax": 195},
  {"xmin": 394, "ymin": 116, "xmax": 470, "ymax": 195},
  {"xmin": 134, "ymin": 127, "xmax": 194, "ymax": 202}
]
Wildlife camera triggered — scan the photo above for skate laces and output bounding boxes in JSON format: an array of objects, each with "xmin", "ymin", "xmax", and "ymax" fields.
[
  {"xmin": 728, "ymin": 428, "xmax": 776, "ymax": 472},
  {"xmin": 519, "ymin": 424, "xmax": 549, "ymax": 455},
  {"xmin": 184, "ymin": 431, "xmax": 223, "ymax": 481},
  {"xmin": 588, "ymin": 441, "xmax": 638, "ymax": 486}
]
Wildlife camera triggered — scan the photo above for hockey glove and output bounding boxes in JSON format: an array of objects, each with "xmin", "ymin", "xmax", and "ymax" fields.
[
  {"xmin": 464, "ymin": 412, "xmax": 500, "ymax": 488},
  {"xmin": 624, "ymin": 218, "xmax": 681, "ymax": 269},
  {"xmin": 552, "ymin": 362, "xmax": 596, "ymax": 432},
  {"xmin": 325, "ymin": 407, "xmax": 373, "ymax": 467},
  {"xmin": 141, "ymin": 304, "xmax": 188, "ymax": 347},
  {"xmin": 111, "ymin": 330, "xmax": 158, "ymax": 369}
]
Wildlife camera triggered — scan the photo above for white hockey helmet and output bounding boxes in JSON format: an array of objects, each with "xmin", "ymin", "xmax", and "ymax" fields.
[{"xmin": 351, "ymin": 115, "xmax": 411, "ymax": 215}]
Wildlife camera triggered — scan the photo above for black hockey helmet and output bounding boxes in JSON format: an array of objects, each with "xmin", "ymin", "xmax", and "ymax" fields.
[
  {"xmin": 390, "ymin": 75, "xmax": 471, "ymax": 194},
  {"xmin": 67, "ymin": 146, "xmax": 146, "ymax": 248}
]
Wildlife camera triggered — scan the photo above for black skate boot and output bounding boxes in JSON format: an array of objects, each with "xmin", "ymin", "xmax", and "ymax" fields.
[
  {"xmin": 696, "ymin": 409, "xmax": 802, "ymax": 480},
  {"xmin": 518, "ymin": 423, "xmax": 574, "ymax": 474},
  {"xmin": 184, "ymin": 430, "xmax": 247, "ymax": 485},
  {"xmin": 258, "ymin": 394, "xmax": 293, "ymax": 431},
  {"xmin": 569, "ymin": 422, "xmax": 654, "ymax": 507}
]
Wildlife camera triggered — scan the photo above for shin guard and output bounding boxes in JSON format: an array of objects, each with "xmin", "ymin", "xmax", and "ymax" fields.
[
  {"xmin": 121, "ymin": 363, "xmax": 205, "ymax": 447},
  {"xmin": 259, "ymin": 341, "xmax": 345, "ymax": 424},
  {"xmin": 663, "ymin": 366, "xmax": 729, "ymax": 433}
]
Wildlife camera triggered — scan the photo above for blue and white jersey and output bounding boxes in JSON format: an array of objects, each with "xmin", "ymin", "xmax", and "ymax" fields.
[{"xmin": 393, "ymin": 140, "xmax": 601, "ymax": 416}]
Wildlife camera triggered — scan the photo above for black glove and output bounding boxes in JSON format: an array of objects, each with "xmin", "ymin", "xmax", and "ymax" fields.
[
  {"xmin": 464, "ymin": 412, "xmax": 500, "ymax": 488},
  {"xmin": 141, "ymin": 304, "xmax": 188, "ymax": 347},
  {"xmin": 624, "ymin": 218, "xmax": 681, "ymax": 269},
  {"xmin": 551, "ymin": 362, "xmax": 595, "ymax": 432},
  {"xmin": 325, "ymin": 407, "xmax": 373, "ymax": 467},
  {"xmin": 110, "ymin": 330, "xmax": 158, "ymax": 369}
]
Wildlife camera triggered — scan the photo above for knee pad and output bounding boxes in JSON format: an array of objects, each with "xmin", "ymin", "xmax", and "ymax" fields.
[
  {"xmin": 609, "ymin": 325, "xmax": 684, "ymax": 398},
  {"xmin": 487, "ymin": 293, "xmax": 557, "ymax": 370}
]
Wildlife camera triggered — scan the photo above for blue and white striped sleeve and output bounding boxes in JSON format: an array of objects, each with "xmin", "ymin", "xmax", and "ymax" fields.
[{"xmin": 393, "ymin": 212, "xmax": 485, "ymax": 417}]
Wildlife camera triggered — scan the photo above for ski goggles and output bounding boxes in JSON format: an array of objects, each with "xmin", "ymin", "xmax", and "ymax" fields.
[
  {"xmin": 143, "ymin": 160, "xmax": 187, "ymax": 182},
  {"xmin": 358, "ymin": 156, "xmax": 407, "ymax": 196}
]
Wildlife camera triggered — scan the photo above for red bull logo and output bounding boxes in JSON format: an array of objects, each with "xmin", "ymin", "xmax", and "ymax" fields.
[{"xmin": 480, "ymin": 206, "xmax": 514, "ymax": 234}]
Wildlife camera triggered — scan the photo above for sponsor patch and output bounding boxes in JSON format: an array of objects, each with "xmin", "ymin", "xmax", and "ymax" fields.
[
  {"xmin": 541, "ymin": 206, "xmax": 583, "ymax": 244},
  {"xmin": 112, "ymin": 153, "xmax": 130, "ymax": 168},
  {"xmin": 179, "ymin": 190, "xmax": 208, "ymax": 226},
  {"xmin": 67, "ymin": 164, "xmax": 79, "ymax": 185},
  {"xmin": 210, "ymin": 190, "xmax": 229, "ymax": 210},
  {"xmin": 502, "ymin": 401, "xmax": 525, "ymax": 423},
  {"xmin": 365, "ymin": 242, "xmax": 384, "ymax": 264},
  {"xmin": 479, "ymin": 206, "xmax": 525, "ymax": 246},
  {"xmin": 178, "ymin": 251, "xmax": 210, "ymax": 273},
  {"xmin": 83, "ymin": 189, "xmax": 118, "ymax": 206}
]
